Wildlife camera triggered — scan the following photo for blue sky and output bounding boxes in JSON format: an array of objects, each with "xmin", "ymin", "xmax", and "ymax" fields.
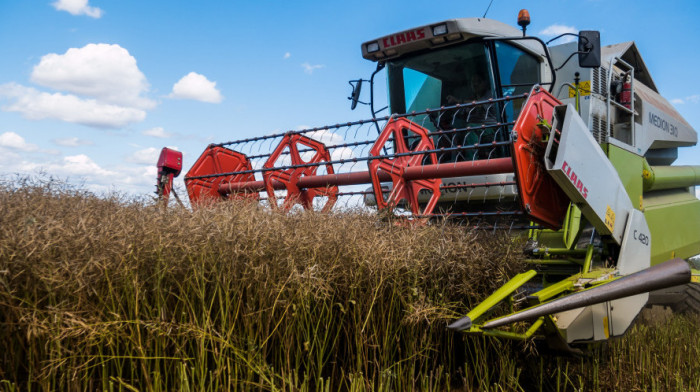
[{"xmin": 1, "ymin": 0, "xmax": 699, "ymax": 197}]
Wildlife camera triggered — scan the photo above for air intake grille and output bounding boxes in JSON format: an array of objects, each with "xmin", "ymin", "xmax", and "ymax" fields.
[
  {"xmin": 592, "ymin": 115, "xmax": 608, "ymax": 144},
  {"xmin": 592, "ymin": 67, "xmax": 608, "ymax": 96}
]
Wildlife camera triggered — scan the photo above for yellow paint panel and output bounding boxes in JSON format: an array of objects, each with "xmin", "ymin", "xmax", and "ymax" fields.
[
  {"xmin": 692, "ymin": 276, "xmax": 699, "ymax": 283},
  {"xmin": 568, "ymin": 80, "xmax": 591, "ymax": 97},
  {"xmin": 605, "ymin": 205, "xmax": 616, "ymax": 232},
  {"xmin": 603, "ymin": 316, "xmax": 610, "ymax": 339}
]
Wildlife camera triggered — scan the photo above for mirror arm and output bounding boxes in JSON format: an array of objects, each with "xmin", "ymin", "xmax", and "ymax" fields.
[
  {"xmin": 546, "ymin": 32, "xmax": 588, "ymax": 46},
  {"xmin": 370, "ymin": 62, "xmax": 386, "ymax": 135},
  {"xmin": 554, "ymin": 51, "xmax": 586, "ymax": 72}
]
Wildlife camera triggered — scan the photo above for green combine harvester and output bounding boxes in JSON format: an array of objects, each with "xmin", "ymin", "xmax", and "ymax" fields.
[{"xmin": 157, "ymin": 9, "xmax": 700, "ymax": 351}]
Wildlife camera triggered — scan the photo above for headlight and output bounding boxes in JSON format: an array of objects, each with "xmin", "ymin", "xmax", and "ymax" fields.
[{"xmin": 432, "ymin": 24, "xmax": 448, "ymax": 36}]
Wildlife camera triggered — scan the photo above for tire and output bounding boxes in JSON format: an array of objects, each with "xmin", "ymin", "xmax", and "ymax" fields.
[{"xmin": 647, "ymin": 282, "xmax": 700, "ymax": 314}]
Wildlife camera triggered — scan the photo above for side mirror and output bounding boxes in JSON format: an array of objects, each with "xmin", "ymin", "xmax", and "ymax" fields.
[
  {"xmin": 349, "ymin": 79, "xmax": 363, "ymax": 110},
  {"xmin": 578, "ymin": 30, "xmax": 601, "ymax": 68}
]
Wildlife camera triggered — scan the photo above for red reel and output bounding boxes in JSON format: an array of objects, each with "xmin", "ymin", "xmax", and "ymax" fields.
[
  {"xmin": 511, "ymin": 87, "xmax": 569, "ymax": 229},
  {"xmin": 185, "ymin": 146, "xmax": 258, "ymax": 205},
  {"xmin": 263, "ymin": 133, "xmax": 338, "ymax": 212},
  {"xmin": 368, "ymin": 117, "xmax": 441, "ymax": 219}
]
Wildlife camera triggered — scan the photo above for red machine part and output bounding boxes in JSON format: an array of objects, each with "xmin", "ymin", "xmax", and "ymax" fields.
[
  {"xmin": 619, "ymin": 81, "xmax": 632, "ymax": 109},
  {"xmin": 511, "ymin": 87, "xmax": 569, "ymax": 229},
  {"xmin": 184, "ymin": 146, "xmax": 257, "ymax": 205},
  {"xmin": 263, "ymin": 133, "xmax": 338, "ymax": 212},
  {"xmin": 368, "ymin": 117, "xmax": 441, "ymax": 217},
  {"xmin": 156, "ymin": 147, "xmax": 183, "ymax": 203}
]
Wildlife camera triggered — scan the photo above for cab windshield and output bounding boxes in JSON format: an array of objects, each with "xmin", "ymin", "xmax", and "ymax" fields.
[
  {"xmin": 387, "ymin": 42, "xmax": 495, "ymax": 119},
  {"xmin": 385, "ymin": 40, "xmax": 540, "ymax": 162}
]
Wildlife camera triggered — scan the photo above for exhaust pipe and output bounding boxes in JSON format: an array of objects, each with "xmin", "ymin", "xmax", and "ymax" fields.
[{"xmin": 481, "ymin": 258, "xmax": 690, "ymax": 329}]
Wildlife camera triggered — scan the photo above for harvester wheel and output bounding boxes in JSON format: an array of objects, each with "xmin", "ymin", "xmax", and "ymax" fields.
[
  {"xmin": 648, "ymin": 282, "xmax": 700, "ymax": 314},
  {"xmin": 672, "ymin": 283, "xmax": 700, "ymax": 313}
]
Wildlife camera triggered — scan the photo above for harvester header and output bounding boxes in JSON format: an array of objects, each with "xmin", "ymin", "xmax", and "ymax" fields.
[{"xmin": 156, "ymin": 10, "xmax": 700, "ymax": 351}]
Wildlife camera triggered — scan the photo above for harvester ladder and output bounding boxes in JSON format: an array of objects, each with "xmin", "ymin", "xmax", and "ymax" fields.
[{"xmin": 605, "ymin": 56, "xmax": 636, "ymax": 146}]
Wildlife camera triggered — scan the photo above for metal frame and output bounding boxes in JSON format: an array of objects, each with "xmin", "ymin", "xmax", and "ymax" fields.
[{"xmin": 605, "ymin": 56, "xmax": 636, "ymax": 147}]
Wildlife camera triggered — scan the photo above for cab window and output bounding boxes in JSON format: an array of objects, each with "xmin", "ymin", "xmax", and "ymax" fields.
[
  {"xmin": 387, "ymin": 42, "xmax": 495, "ymax": 120},
  {"xmin": 495, "ymin": 42, "xmax": 540, "ymax": 120}
]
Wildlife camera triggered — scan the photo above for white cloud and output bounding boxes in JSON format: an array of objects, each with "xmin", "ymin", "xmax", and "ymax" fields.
[
  {"xmin": 304, "ymin": 128, "xmax": 346, "ymax": 145},
  {"xmin": 52, "ymin": 137, "xmax": 94, "ymax": 147},
  {"xmin": 688, "ymin": 95, "xmax": 700, "ymax": 104},
  {"xmin": 308, "ymin": 130, "xmax": 354, "ymax": 162},
  {"xmin": 11, "ymin": 154, "xmax": 115, "ymax": 179},
  {"xmin": 301, "ymin": 62, "xmax": 325, "ymax": 75},
  {"xmin": 126, "ymin": 147, "xmax": 160, "ymax": 165},
  {"xmin": 268, "ymin": 128, "xmax": 355, "ymax": 166},
  {"xmin": 59, "ymin": 154, "xmax": 115, "ymax": 176},
  {"xmin": 0, "ymin": 43, "xmax": 156, "ymax": 129},
  {"xmin": 142, "ymin": 127, "xmax": 172, "ymax": 138},
  {"xmin": 539, "ymin": 24, "xmax": 578, "ymax": 43},
  {"xmin": 670, "ymin": 95, "xmax": 700, "ymax": 105},
  {"xmin": 52, "ymin": 0, "xmax": 103, "ymax": 18},
  {"xmin": 0, "ymin": 132, "xmax": 38, "ymax": 152},
  {"xmin": 169, "ymin": 72, "xmax": 223, "ymax": 103},
  {"xmin": 31, "ymin": 43, "xmax": 154, "ymax": 109},
  {"xmin": 0, "ymin": 83, "xmax": 146, "ymax": 129},
  {"xmin": 0, "ymin": 151, "xmax": 161, "ymax": 196},
  {"xmin": 284, "ymin": 52, "xmax": 291, "ymax": 59}
]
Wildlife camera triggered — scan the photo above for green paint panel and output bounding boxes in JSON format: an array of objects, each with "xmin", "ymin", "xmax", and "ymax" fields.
[
  {"xmin": 606, "ymin": 144, "xmax": 643, "ymax": 210},
  {"xmin": 464, "ymin": 270, "xmax": 537, "ymax": 323},
  {"xmin": 644, "ymin": 189, "xmax": 700, "ymax": 265},
  {"xmin": 644, "ymin": 165, "xmax": 700, "ymax": 191}
]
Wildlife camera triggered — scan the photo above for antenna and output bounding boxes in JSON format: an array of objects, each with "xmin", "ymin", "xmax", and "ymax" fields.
[{"xmin": 482, "ymin": 0, "xmax": 495, "ymax": 18}]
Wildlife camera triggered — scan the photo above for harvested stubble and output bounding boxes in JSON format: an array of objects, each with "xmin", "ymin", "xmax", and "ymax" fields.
[{"xmin": 1, "ymin": 180, "xmax": 699, "ymax": 392}]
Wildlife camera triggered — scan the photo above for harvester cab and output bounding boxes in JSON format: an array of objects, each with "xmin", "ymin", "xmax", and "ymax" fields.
[{"xmin": 156, "ymin": 10, "xmax": 700, "ymax": 350}]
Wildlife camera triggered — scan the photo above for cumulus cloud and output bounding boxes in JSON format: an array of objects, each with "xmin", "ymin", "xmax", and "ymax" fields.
[
  {"xmin": 31, "ymin": 43, "xmax": 154, "ymax": 109},
  {"xmin": 263, "ymin": 127, "xmax": 355, "ymax": 168},
  {"xmin": 57, "ymin": 154, "xmax": 115, "ymax": 176},
  {"xmin": 306, "ymin": 129, "xmax": 354, "ymax": 162},
  {"xmin": 0, "ymin": 132, "xmax": 38, "ymax": 152},
  {"xmin": 142, "ymin": 127, "xmax": 172, "ymax": 138},
  {"xmin": 11, "ymin": 154, "xmax": 115, "ymax": 181},
  {"xmin": 0, "ymin": 43, "xmax": 154, "ymax": 129},
  {"xmin": 671, "ymin": 94, "xmax": 700, "ymax": 105},
  {"xmin": 52, "ymin": 137, "xmax": 94, "ymax": 147},
  {"xmin": 126, "ymin": 147, "xmax": 161, "ymax": 165},
  {"xmin": 52, "ymin": 0, "xmax": 103, "ymax": 18},
  {"xmin": 284, "ymin": 52, "xmax": 291, "ymax": 59},
  {"xmin": 0, "ymin": 83, "xmax": 146, "ymax": 129},
  {"xmin": 0, "ymin": 150, "xmax": 162, "ymax": 196},
  {"xmin": 539, "ymin": 24, "xmax": 578, "ymax": 43},
  {"xmin": 169, "ymin": 72, "xmax": 223, "ymax": 103},
  {"xmin": 301, "ymin": 63, "xmax": 325, "ymax": 75},
  {"xmin": 304, "ymin": 128, "xmax": 345, "ymax": 145}
]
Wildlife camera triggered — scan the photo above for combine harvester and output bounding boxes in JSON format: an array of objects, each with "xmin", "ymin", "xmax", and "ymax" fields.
[{"xmin": 156, "ymin": 10, "xmax": 700, "ymax": 351}]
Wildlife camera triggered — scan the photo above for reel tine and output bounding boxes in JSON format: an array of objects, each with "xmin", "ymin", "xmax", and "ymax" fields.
[{"xmin": 182, "ymin": 95, "xmax": 526, "ymax": 223}]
